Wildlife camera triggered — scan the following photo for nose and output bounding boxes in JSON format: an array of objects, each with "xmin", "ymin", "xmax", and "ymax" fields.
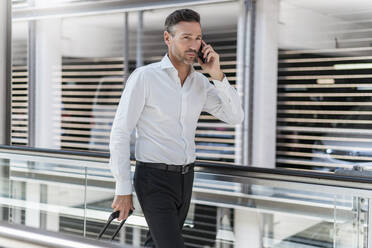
[{"xmin": 190, "ymin": 40, "xmax": 200, "ymax": 52}]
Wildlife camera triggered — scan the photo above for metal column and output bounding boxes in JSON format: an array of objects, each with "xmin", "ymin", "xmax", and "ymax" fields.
[
  {"xmin": 368, "ymin": 199, "xmax": 372, "ymax": 248},
  {"xmin": 237, "ymin": 0, "xmax": 256, "ymax": 167},
  {"xmin": 28, "ymin": 20, "xmax": 36, "ymax": 147},
  {"xmin": 2, "ymin": 0, "xmax": 12, "ymax": 146},
  {"xmin": 136, "ymin": 11, "xmax": 144, "ymax": 68},
  {"xmin": 27, "ymin": 0, "xmax": 36, "ymax": 146},
  {"xmin": 123, "ymin": 12, "xmax": 129, "ymax": 85}
]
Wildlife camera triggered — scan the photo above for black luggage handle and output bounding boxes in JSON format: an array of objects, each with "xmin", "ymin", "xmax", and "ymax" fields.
[{"xmin": 97, "ymin": 210, "xmax": 133, "ymax": 241}]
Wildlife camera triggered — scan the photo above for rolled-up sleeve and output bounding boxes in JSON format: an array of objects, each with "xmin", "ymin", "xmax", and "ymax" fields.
[
  {"xmin": 109, "ymin": 69, "xmax": 146, "ymax": 195},
  {"xmin": 202, "ymin": 76, "xmax": 244, "ymax": 124}
]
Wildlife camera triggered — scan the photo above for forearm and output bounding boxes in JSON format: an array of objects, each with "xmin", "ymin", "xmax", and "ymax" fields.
[
  {"xmin": 109, "ymin": 130, "xmax": 133, "ymax": 195},
  {"xmin": 205, "ymin": 77, "xmax": 244, "ymax": 124},
  {"xmin": 108, "ymin": 68, "xmax": 146, "ymax": 195}
]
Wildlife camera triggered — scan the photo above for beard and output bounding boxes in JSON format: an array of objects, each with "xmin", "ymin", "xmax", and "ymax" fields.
[
  {"xmin": 182, "ymin": 51, "xmax": 196, "ymax": 65},
  {"xmin": 173, "ymin": 47, "xmax": 196, "ymax": 65}
]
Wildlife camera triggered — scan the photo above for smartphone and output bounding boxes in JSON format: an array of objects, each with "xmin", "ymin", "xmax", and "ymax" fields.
[{"xmin": 198, "ymin": 42, "xmax": 206, "ymax": 63}]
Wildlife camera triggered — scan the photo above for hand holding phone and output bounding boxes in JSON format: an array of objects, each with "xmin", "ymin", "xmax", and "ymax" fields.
[{"xmin": 196, "ymin": 41, "xmax": 224, "ymax": 81}]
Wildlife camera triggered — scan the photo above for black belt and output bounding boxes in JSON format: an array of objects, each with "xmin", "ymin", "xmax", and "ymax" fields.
[{"xmin": 136, "ymin": 161, "xmax": 194, "ymax": 174}]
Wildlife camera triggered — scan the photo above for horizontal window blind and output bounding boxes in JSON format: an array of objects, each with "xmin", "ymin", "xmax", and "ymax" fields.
[
  {"xmin": 11, "ymin": 64, "xmax": 28, "ymax": 146},
  {"xmin": 277, "ymin": 47, "xmax": 372, "ymax": 171}
]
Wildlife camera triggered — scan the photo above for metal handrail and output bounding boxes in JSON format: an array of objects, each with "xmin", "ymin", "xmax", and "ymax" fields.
[
  {"xmin": 0, "ymin": 221, "xmax": 130, "ymax": 248},
  {"xmin": 1, "ymin": 144, "xmax": 372, "ymax": 188}
]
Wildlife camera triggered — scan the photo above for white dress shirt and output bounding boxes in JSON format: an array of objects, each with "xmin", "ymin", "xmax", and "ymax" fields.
[{"xmin": 109, "ymin": 54, "xmax": 244, "ymax": 195}]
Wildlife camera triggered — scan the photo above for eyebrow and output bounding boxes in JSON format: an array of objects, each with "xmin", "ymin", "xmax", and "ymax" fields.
[{"xmin": 181, "ymin": 33, "xmax": 202, "ymax": 37}]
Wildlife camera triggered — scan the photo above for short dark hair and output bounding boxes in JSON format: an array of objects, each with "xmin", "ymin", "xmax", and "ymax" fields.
[{"xmin": 164, "ymin": 9, "xmax": 200, "ymax": 36}]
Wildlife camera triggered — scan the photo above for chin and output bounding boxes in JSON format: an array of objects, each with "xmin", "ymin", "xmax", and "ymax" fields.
[{"xmin": 183, "ymin": 58, "xmax": 196, "ymax": 65}]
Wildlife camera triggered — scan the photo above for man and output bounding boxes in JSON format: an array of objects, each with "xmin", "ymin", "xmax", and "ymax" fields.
[{"xmin": 109, "ymin": 8, "xmax": 244, "ymax": 248}]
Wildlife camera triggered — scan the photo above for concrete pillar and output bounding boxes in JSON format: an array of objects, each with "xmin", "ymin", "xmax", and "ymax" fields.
[
  {"xmin": 0, "ymin": 0, "xmax": 11, "ymax": 145},
  {"xmin": 33, "ymin": 18, "xmax": 62, "ymax": 149},
  {"xmin": 234, "ymin": 210, "xmax": 262, "ymax": 248},
  {"xmin": 216, "ymin": 208, "xmax": 234, "ymax": 248},
  {"xmin": 23, "ymin": 0, "xmax": 63, "ymax": 231},
  {"xmin": 25, "ymin": 182, "xmax": 40, "ymax": 228},
  {"xmin": 10, "ymin": 180, "xmax": 24, "ymax": 225},
  {"xmin": 119, "ymin": 226, "xmax": 126, "ymax": 245},
  {"xmin": 132, "ymin": 227, "xmax": 141, "ymax": 246},
  {"xmin": 45, "ymin": 185, "xmax": 59, "ymax": 232},
  {"xmin": 234, "ymin": 0, "xmax": 279, "ymax": 247},
  {"xmin": 251, "ymin": 0, "xmax": 279, "ymax": 168}
]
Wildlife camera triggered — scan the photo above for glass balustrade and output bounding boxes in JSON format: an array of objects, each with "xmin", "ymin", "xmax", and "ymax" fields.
[{"xmin": 0, "ymin": 147, "xmax": 371, "ymax": 248}]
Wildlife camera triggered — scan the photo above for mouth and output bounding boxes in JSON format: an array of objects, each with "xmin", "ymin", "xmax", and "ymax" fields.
[{"xmin": 186, "ymin": 52, "xmax": 196, "ymax": 57}]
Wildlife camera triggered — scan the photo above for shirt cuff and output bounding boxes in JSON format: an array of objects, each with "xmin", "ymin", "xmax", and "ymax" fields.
[
  {"xmin": 115, "ymin": 179, "xmax": 133, "ymax": 195},
  {"xmin": 212, "ymin": 76, "xmax": 229, "ymax": 90}
]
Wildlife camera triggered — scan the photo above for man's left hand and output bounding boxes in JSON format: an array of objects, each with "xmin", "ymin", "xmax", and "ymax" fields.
[{"xmin": 197, "ymin": 40, "xmax": 224, "ymax": 81}]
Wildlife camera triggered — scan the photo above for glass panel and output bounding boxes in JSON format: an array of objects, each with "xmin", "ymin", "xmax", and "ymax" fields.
[
  {"xmin": 59, "ymin": 13, "xmax": 128, "ymax": 153},
  {"xmin": 1, "ymin": 156, "xmax": 87, "ymax": 233},
  {"xmin": 22, "ymin": 1, "xmax": 242, "ymax": 164},
  {"xmin": 334, "ymin": 195, "xmax": 368, "ymax": 248},
  {"xmin": 276, "ymin": 0, "xmax": 372, "ymax": 172},
  {"xmin": 1, "ymin": 150, "xmax": 371, "ymax": 247}
]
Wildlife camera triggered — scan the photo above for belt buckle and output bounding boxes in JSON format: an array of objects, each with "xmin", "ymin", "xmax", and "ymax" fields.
[{"xmin": 181, "ymin": 163, "xmax": 193, "ymax": 174}]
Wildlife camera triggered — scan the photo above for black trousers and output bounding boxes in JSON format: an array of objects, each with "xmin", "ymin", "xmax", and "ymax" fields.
[{"xmin": 133, "ymin": 161, "xmax": 194, "ymax": 248}]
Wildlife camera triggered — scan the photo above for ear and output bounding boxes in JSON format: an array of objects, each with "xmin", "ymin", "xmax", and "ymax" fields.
[{"xmin": 164, "ymin": 31, "xmax": 171, "ymax": 47}]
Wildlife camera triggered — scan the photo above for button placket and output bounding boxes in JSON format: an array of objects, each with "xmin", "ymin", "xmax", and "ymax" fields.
[
  {"xmin": 174, "ymin": 71, "xmax": 190, "ymax": 164},
  {"xmin": 183, "ymin": 77, "xmax": 192, "ymax": 163},
  {"xmin": 180, "ymin": 90, "xmax": 189, "ymax": 163}
]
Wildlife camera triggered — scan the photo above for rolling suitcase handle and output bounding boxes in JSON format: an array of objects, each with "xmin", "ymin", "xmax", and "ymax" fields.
[{"xmin": 97, "ymin": 210, "xmax": 133, "ymax": 241}]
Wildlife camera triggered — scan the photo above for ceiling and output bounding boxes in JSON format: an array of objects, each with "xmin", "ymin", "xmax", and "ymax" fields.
[
  {"xmin": 59, "ymin": 1, "xmax": 240, "ymax": 32},
  {"xmin": 283, "ymin": 0, "xmax": 372, "ymax": 21},
  {"xmin": 12, "ymin": 0, "xmax": 372, "ymax": 51}
]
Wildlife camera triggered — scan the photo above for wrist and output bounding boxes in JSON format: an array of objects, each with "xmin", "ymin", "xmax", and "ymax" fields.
[
  {"xmin": 116, "ymin": 194, "xmax": 132, "ymax": 198},
  {"xmin": 211, "ymin": 70, "xmax": 224, "ymax": 81}
]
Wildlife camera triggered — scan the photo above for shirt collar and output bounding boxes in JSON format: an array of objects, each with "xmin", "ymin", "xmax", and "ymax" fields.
[{"xmin": 160, "ymin": 54, "xmax": 196, "ymax": 78}]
